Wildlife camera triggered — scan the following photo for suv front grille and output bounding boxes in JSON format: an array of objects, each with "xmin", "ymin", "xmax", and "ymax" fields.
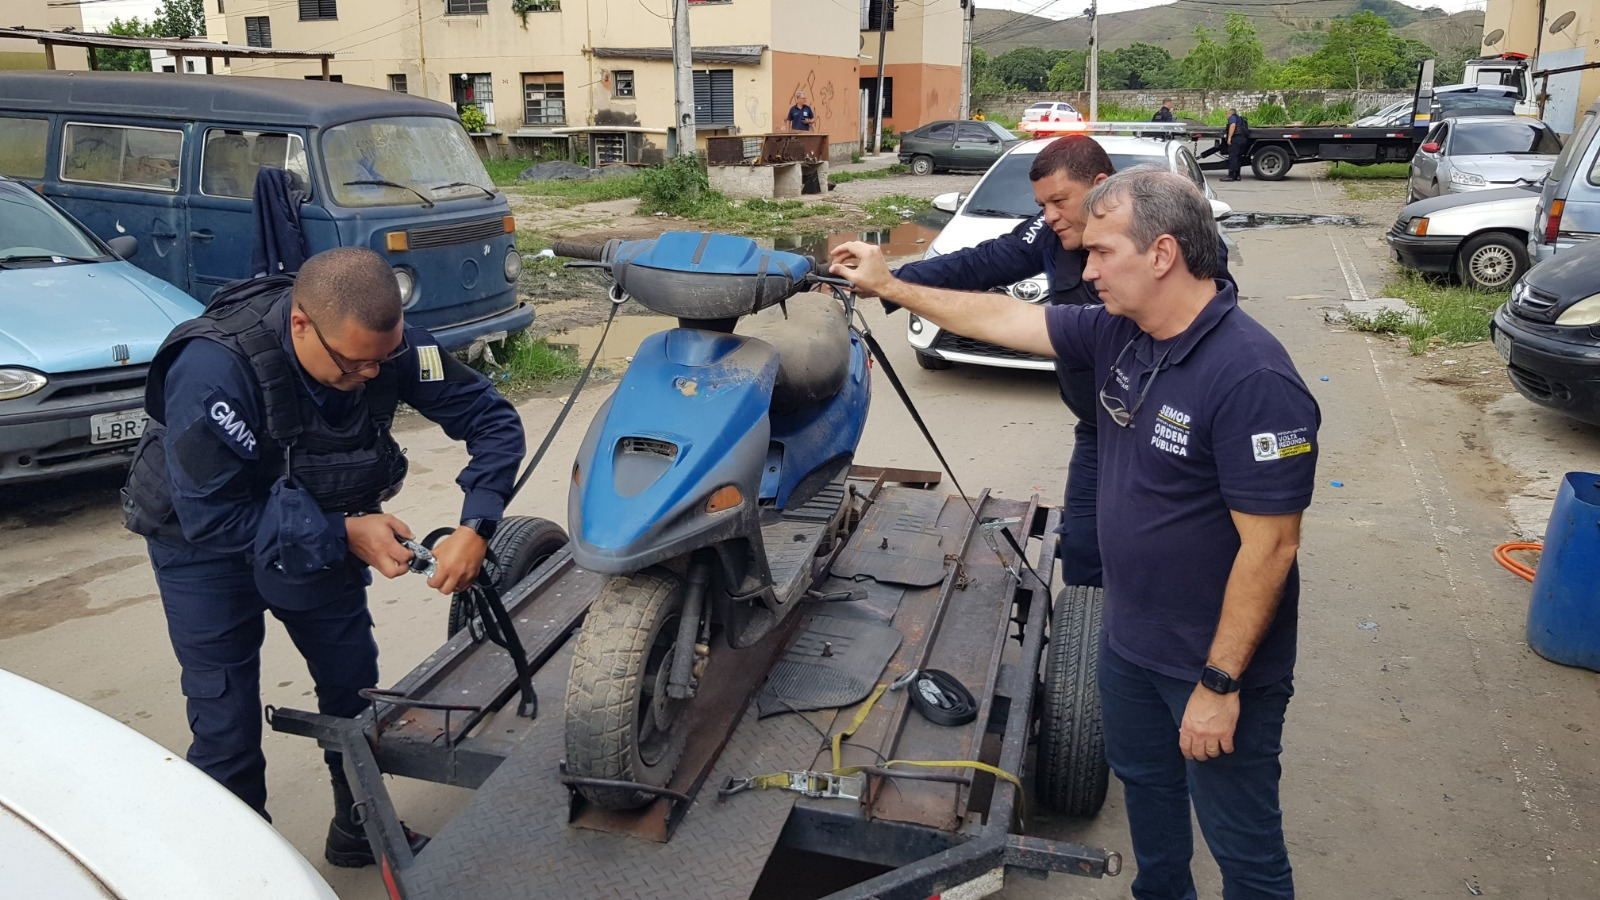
[{"xmin": 933, "ymin": 332, "xmax": 1052, "ymax": 363}]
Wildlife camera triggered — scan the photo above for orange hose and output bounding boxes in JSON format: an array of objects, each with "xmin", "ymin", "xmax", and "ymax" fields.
[{"xmin": 1494, "ymin": 542, "xmax": 1543, "ymax": 583}]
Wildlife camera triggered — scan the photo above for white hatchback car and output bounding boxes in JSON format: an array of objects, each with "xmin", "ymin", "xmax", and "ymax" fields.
[
  {"xmin": 909, "ymin": 136, "xmax": 1233, "ymax": 370},
  {"xmin": 1021, "ymin": 101, "xmax": 1082, "ymax": 124}
]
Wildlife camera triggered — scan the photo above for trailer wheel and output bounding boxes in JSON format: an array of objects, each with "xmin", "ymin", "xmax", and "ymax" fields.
[
  {"xmin": 1036, "ymin": 585, "xmax": 1108, "ymax": 817},
  {"xmin": 1457, "ymin": 232, "xmax": 1528, "ymax": 292},
  {"xmin": 910, "ymin": 155, "xmax": 935, "ymax": 176},
  {"xmin": 1250, "ymin": 145, "xmax": 1292, "ymax": 181},
  {"xmin": 447, "ymin": 516, "xmax": 569, "ymax": 639},
  {"xmin": 564, "ymin": 568, "xmax": 692, "ymax": 810}
]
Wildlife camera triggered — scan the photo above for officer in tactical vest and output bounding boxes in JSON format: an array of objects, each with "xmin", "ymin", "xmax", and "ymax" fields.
[{"xmin": 123, "ymin": 247, "xmax": 526, "ymax": 867}]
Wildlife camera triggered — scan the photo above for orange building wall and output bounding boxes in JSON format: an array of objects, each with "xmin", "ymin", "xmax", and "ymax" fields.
[
  {"xmin": 771, "ymin": 50, "xmax": 862, "ymax": 152},
  {"xmin": 863, "ymin": 63, "xmax": 962, "ymax": 131}
]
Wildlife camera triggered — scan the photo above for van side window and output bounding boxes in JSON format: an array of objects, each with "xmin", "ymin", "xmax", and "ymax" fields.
[
  {"xmin": 201, "ymin": 129, "xmax": 310, "ymax": 199},
  {"xmin": 61, "ymin": 123, "xmax": 182, "ymax": 192},
  {"xmin": 0, "ymin": 117, "xmax": 49, "ymax": 179}
]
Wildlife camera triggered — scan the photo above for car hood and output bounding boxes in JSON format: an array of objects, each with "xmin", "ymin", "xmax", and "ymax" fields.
[
  {"xmin": 0, "ymin": 261, "xmax": 202, "ymax": 374},
  {"xmin": 1523, "ymin": 233, "xmax": 1600, "ymax": 298},
  {"xmin": 929, "ymin": 210, "xmax": 1032, "ymax": 256},
  {"xmin": 1399, "ymin": 186, "xmax": 1540, "ymax": 232},
  {"xmin": 1453, "ymin": 155, "xmax": 1557, "ymax": 184}
]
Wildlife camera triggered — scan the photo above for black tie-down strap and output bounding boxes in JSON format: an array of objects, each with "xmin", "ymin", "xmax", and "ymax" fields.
[{"xmin": 421, "ymin": 528, "xmax": 539, "ymax": 718}]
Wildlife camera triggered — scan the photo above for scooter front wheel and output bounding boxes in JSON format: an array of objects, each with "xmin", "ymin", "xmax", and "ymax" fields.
[{"xmin": 564, "ymin": 568, "xmax": 693, "ymax": 810}]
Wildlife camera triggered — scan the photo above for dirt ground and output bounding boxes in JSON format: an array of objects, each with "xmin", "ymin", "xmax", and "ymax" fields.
[{"xmin": 4, "ymin": 163, "xmax": 1600, "ymax": 899}]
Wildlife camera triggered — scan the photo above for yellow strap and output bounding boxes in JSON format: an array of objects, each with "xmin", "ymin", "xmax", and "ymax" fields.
[
  {"xmin": 836, "ymin": 758, "xmax": 1023, "ymax": 791},
  {"xmin": 831, "ymin": 682, "xmax": 888, "ymax": 771}
]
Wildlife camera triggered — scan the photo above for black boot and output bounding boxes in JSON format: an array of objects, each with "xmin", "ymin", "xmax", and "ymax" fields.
[{"xmin": 325, "ymin": 775, "xmax": 430, "ymax": 868}]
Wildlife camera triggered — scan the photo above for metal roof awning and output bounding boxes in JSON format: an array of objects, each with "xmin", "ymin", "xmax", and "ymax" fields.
[
  {"xmin": 592, "ymin": 44, "xmax": 766, "ymax": 65},
  {"xmin": 0, "ymin": 27, "xmax": 337, "ymax": 77}
]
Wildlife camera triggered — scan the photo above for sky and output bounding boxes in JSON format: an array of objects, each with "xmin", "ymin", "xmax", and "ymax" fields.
[
  {"xmin": 73, "ymin": 0, "xmax": 164, "ymax": 31},
  {"xmin": 976, "ymin": 0, "xmax": 1485, "ymax": 18}
]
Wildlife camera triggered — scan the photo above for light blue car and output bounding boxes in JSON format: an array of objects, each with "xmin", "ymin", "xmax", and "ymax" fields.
[{"xmin": 0, "ymin": 176, "xmax": 203, "ymax": 483}]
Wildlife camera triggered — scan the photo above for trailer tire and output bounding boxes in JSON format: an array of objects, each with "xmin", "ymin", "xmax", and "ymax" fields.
[
  {"xmin": 447, "ymin": 516, "xmax": 569, "ymax": 639},
  {"xmin": 564, "ymin": 568, "xmax": 692, "ymax": 810},
  {"xmin": 910, "ymin": 155, "xmax": 935, "ymax": 176},
  {"xmin": 1036, "ymin": 584, "xmax": 1108, "ymax": 817},
  {"xmin": 1250, "ymin": 145, "xmax": 1292, "ymax": 181},
  {"xmin": 1457, "ymin": 232, "xmax": 1528, "ymax": 292}
]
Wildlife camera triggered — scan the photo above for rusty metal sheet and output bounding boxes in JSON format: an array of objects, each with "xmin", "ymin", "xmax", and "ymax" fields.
[{"xmin": 755, "ymin": 614, "xmax": 902, "ymax": 717}]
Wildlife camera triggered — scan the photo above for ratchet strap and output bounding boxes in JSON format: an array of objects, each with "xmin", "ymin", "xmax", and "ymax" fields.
[{"xmin": 908, "ymin": 668, "xmax": 978, "ymax": 726}]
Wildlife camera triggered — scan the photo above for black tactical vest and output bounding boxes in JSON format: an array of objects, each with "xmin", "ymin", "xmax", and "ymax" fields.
[{"xmin": 122, "ymin": 276, "xmax": 407, "ymax": 537}]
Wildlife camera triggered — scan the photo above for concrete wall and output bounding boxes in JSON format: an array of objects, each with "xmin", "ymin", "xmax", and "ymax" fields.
[{"xmin": 972, "ymin": 89, "xmax": 1414, "ymax": 120}]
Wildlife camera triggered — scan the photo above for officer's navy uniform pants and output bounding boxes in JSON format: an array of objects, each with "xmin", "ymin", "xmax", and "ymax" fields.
[
  {"xmin": 1058, "ymin": 367, "xmax": 1103, "ymax": 588},
  {"xmin": 1100, "ymin": 637, "xmax": 1295, "ymax": 900},
  {"xmin": 147, "ymin": 537, "xmax": 379, "ymax": 817},
  {"xmin": 1227, "ymin": 140, "xmax": 1246, "ymax": 180}
]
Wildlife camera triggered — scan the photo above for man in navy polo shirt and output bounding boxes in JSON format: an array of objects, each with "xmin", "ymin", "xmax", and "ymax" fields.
[{"xmin": 829, "ymin": 167, "xmax": 1317, "ymax": 900}]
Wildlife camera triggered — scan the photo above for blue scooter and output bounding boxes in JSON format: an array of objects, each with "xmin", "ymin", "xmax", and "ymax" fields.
[{"xmin": 552, "ymin": 232, "xmax": 870, "ymax": 810}]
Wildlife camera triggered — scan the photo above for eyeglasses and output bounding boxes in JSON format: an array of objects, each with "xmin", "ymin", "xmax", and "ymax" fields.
[
  {"xmin": 1099, "ymin": 337, "xmax": 1171, "ymax": 428},
  {"xmin": 300, "ymin": 306, "xmax": 409, "ymax": 376}
]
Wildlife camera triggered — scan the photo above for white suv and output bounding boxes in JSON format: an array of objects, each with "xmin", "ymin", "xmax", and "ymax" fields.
[{"xmin": 910, "ymin": 136, "xmax": 1233, "ymax": 371}]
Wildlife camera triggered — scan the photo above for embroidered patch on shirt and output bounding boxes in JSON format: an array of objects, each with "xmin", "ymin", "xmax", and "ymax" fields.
[
  {"xmin": 417, "ymin": 344, "xmax": 444, "ymax": 382},
  {"xmin": 1251, "ymin": 428, "xmax": 1311, "ymax": 462},
  {"xmin": 203, "ymin": 389, "xmax": 258, "ymax": 458}
]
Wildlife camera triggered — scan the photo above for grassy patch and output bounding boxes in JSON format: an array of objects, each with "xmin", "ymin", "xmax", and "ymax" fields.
[
  {"xmin": 1348, "ymin": 272, "xmax": 1503, "ymax": 353},
  {"xmin": 1326, "ymin": 162, "xmax": 1410, "ymax": 180},
  {"xmin": 1336, "ymin": 178, "xmax": 1408, "ymax": 202},
  {"xmin": 863, "ymin": 193, "xmax": 932, "ymax": 227},
  {"xmin": 1096, "ymin": 101, "xmax": 1156, "ymax": 121},
  {"xmin": 475, "ymin": 332, "xmax": 583, "ymax": 389},
  {"xmin": 830, "ymin": 163, "xmax": 910, "ymax": 184},
  {"xmin": 485, "ymin": 156, "xmax": 647, "ymax": 202}
]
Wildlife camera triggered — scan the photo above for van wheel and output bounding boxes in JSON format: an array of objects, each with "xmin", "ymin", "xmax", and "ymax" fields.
[
  {"xmin": 910, "ymin": 156, "xmax": 935, "ymax": 177},
  {"xmin": 1457, "ymin": 233, "xmax": 1528, "ymax": 292},
  {"xmin": 1250, "ymin": 145, "xmax": 1291, "ymax": 181}
]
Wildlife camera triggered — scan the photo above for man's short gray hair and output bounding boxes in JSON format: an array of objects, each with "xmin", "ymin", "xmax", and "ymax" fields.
[{"xmin": 1082, "ymin": 167, "xmax": 1219, "ymax": 279}]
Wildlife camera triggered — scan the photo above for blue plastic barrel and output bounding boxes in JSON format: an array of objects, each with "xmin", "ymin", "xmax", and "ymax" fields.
[{"xmin": 1527, "ymin": 472, "xmax": 1600, "ymax": 670}]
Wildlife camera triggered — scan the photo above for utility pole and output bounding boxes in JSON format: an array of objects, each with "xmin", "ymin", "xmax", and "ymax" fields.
[
  {"xmin": 959, "ymin": 0, "xmax": 973, "ymax": 120},
  {"xmin": 416, "ymin": 0, "xmax": 428, "ymax": 98},
  {"xmin": 671, "ymin": 0, "xmax": 696, "ymax": 157},
  {"xmin": 1087, "ymin": 0, "xmax": 1098, "ymax": 121},
  {"xmin": 872, "ymin": 0, "xmax": 891, "ymax": 154}
]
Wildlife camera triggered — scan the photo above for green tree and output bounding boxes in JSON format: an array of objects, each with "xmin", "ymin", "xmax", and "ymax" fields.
[
  {"xmin": 1100, "ymin": 43, "xmax": 1176, "ymax": 90},
  {"xmin": 990, "ymin": 47, "xmax": 1060, "ymax": 93},
  {"xmin": 1046, "ymin": 50, "xmax": 1088, "ymax": 92},
  {"xmin": 1220, "ymin": 13, "xmax": 1266, "ymax": 87},
  {"xmin": 1181, "ymin": 25, "xmax": 1226, "ymax": 89},
  {"xmin": 1313, "ymin": 10, "xmax": 1399, "ymax": 89},
  {"xmin": 152, "ymin": 0, "xmax": 205, "ymax": 39},
  {"xmin": 98, "ymin": 17, "xmax": 153, "ymax": 72},
  {"xmin": 1433, "ymin": 44, "xmax": 1481, "ymax": 85}
]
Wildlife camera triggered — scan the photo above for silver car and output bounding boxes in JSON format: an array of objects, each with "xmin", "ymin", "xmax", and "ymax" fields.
[{"xmin": 1409, "ymin": 115, "xmax": 1562, "ymax": 202}]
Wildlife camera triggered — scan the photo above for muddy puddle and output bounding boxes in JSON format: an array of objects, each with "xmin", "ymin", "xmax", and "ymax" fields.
[{"xmin": 1220, "ymin": 212, "xmax": 1363, "ymax": 229}]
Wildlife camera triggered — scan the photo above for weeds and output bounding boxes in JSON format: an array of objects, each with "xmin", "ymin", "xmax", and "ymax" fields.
[
  {"xmin": 1347, "ymin": 272, "xmax": 1503, "ymax": 353},
  {"xmin": 830, "ymin": 163, "xmax": 910, "ymax": 184},
  {"xmin": 475, "ymin": 332, "xmax": 583, "ymax": 389},
  {"xmin": 1326, "ymin": 162, "xmax": 1410, "ymax": 180},
  {"xmin": 851, "ymin": 151, "xmax": 865, "ymax": 164},
  {"xmin": 863, "ymin": 193, "xmax": 932, "ymax": 226}
]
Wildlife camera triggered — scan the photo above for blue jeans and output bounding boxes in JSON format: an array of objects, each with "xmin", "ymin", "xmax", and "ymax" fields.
[{"xmin": 1100, "ymin": 639, "xmax": 1295, "ymax": 900}]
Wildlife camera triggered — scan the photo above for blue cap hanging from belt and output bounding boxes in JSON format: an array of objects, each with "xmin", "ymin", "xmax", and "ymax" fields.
[{"xmin": 252, "ymin": 474, "xmax": 349, "ymax": 610}]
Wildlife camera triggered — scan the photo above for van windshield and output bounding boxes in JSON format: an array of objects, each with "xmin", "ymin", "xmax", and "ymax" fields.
[
  {"xmin": 323, "ymin": 116, "xmax": 495, "ymax": 208},
  {"xmin": 0, "ymin": 182, "xmax": 105, "ymax": 264}
]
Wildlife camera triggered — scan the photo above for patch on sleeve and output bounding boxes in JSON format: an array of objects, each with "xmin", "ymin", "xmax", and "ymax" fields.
[
  {"xmin": 417, "ymin": 344, "xmax": 445, "ymax": 382},
  {"xmin": 1251, "ymin": 428, "xmax": 1311, "ymax": 462},
  {"xmin": 203, "ymin": 389, "xmax": 259, "ymax": 459}
]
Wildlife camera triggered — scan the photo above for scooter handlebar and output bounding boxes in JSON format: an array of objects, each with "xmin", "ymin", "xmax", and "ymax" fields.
[{"xmin": 550, "ymin": 241, "xmax": 606, "ymax": 261}]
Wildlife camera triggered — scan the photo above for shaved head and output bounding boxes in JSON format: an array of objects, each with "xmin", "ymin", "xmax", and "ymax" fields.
[{"xmin": 294, "ymin": 247, "xmax": 402, "ymax": 334}]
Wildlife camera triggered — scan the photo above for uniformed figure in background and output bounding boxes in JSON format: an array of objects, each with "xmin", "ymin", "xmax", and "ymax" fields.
[
  {"xmin": 122, "ymin": 247, "xmax": 526, "ymax": 867},
  {"xmin": 1224, "ymin": 107, "xmax": 1250, "ymax": 182}
]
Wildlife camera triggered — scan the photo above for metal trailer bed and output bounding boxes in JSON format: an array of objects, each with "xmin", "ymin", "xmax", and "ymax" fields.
[{"xmin": 269, "ymin": 466, "xmax": 1120, "ymax": 899}]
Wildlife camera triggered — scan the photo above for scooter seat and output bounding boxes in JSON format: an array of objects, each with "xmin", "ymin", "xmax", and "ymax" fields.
[{"xmin": 737, "ymin": 296, "xmax": 851, "ymax": 417}]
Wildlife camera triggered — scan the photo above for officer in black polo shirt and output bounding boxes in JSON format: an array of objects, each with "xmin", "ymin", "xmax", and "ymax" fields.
[
  {"xmin": 123, "ymin": 247, "xmax": 526, "ymax": 868},
  {"xmin": 828, "ymin": 168, "xmax": 1318, "ymax": 900}
]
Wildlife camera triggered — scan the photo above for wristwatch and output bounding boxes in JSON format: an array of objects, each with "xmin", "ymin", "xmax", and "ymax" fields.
[
  {"xmin": 461, "ymin": 517, "xmax": 498, "ymax": 542},
  {"xmin": 1200, "ymin": 664, "xmax": 1241, "ymax": 695}
]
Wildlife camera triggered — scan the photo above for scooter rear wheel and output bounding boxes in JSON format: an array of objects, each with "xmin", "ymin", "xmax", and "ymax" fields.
[{"xmin": 564, "ymin": 568, "xmax": 693, "ymax": 810}]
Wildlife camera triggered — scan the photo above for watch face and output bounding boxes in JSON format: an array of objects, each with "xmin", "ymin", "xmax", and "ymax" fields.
[{"xmin": 1202, "ymin": 666, "xmax": 1237, "ymax": 693}]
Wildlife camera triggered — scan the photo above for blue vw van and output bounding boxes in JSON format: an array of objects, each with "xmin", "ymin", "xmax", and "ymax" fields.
[{"xmin": 0, "ymin": 71, "xmax": 530, "ymax": 351}]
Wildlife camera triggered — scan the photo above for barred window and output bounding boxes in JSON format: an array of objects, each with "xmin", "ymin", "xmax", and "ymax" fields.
[{"xmin": 244, "ymin": 16, "xmax": 271, "ymax": 47}]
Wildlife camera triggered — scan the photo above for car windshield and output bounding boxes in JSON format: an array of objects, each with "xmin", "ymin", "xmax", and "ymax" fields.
[
  {"xmin": 1452, "ymin": 121, "xmax": 1562, "ymax": 156},
  {"xmin": 0, "ymin": 182, "xmax": 104, "ymax": 262},
  {"xmin": 963, "ymin": 150, "xmax": 1159, "ymax": 217},
  {"xmin": 323, "ymin": 116, "xmax": 495, "ymax": 208}
]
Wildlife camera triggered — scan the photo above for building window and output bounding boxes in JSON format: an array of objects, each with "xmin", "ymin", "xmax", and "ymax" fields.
[
  {"xmin": 613, "ymin": 69, "xmax": 635, "ymax": 99},
  {"xmin": 446, "ymin": 0, "xmax": 488, "ymax": 14},
  {"xmin": 452, "ymin": 73, "xmax": 495, "ymax": 124},
  {"xmin": 693, "ymin": 69, "xmax": 734, "ymax": 125},
  {"xmin": 389, "ymin": 74, "xmax": 408, "ymax": 93},
  {"xmin": 244, "ymin": 16, "xmax": 271, "ymax": 47},
  {"xmin": 523, "ymin": 73, "xmax": 566, "ymax": 126},
  {"xmin": 860, "ymin": 0, "xmax": 894, "ymax": 31},
  {"xmin": 217, "ymin": 0, "xmax": 224, "ymax": 11},
  {"xmin": 298, "ymin": 0, "xmax": 337, "ymax": 20},
  {"xmin": 303, "ymin": 74, "xmax": 344, "ymax": 82},
  {"xmin": 860, "ymin": 76, "xmax": 893, "ymax": 117}
]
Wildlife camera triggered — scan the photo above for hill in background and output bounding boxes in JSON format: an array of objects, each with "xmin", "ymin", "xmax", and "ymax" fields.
[{"xmin": 973, "ymin": 0, "xmax": 1484, "ymax": 59}]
